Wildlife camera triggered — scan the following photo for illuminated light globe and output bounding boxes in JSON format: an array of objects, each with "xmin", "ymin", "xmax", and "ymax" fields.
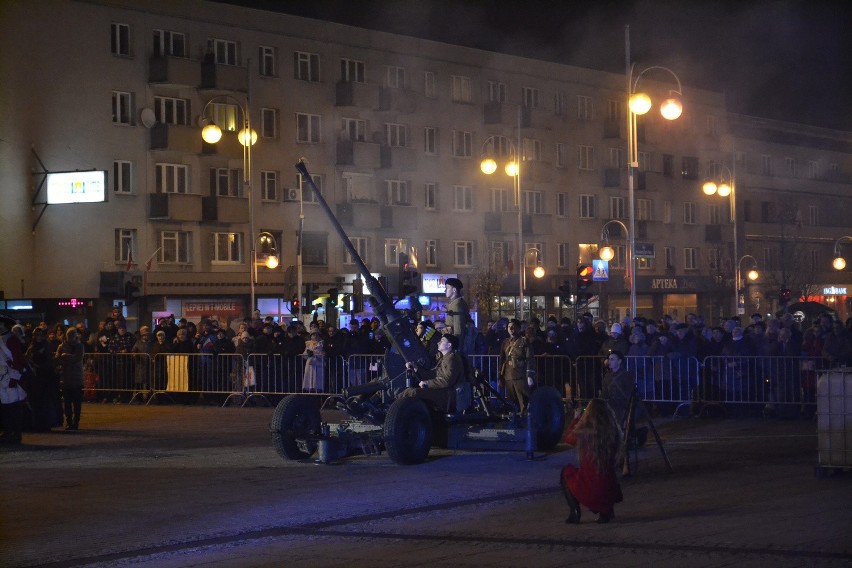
[
  {"xmin": 202, "ymin": 123, "xmax": 223, "ymax": 144},
  {"xmin": 747, "ymin": 269, "xmax": 759, "ymax": 281},
  {"xmin": 599, "ymin": 246, "xmax": 615, "ymax": 262},
  {"xmin": 833, "ymin": 256, "xmax": 847, "ymax": 270},
  {"xmin": 239, "ymin": 128, "xmax": 258, "ymax": 146},
  {"xmin": 702, "ymin": 181, "xmax": 717, "ymax": 195},
  {"xmin": 660, "ymin": 98, "xmax": 683, "ymax": 120},
  {"xmin": 533, "ymin": 265, "xmax": 545, "ymax": 279},
  {"xmin": 265, "ymin": 255, "xmax": 279, "ymax": 269},
  {"xmin": 505, "ymin": 161, "xmax": 519, "ymax": 177},
  {"xmin": 480, "ymin": 158, "xmax": 497, "ymax": 175},
  {"xmin": 629, "ymin": 92, "xmax": 652, "ymax": 115},
  {"xmin": 717, "ymin": 182, "xmax": 732, "ymax": 197}
]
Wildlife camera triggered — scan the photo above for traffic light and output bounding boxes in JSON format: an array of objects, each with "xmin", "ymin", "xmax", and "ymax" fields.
[
  {"xmin": 352, "ymin": 278, "xmax": 364, "ymax": 313},
  {"xmin": 559, "ymin": 280, "xmax": 573, "ymax": 305},
  {"xmin": 398, "ymin": 251, "xmax": 419, "ymax": 296},
  {"xmin": 576, "ymin": 264, "xmax": 593, "ymax": 298},
  {"xmin": 289, "ymin": 296, "xmax": 300, "ymax": 315},
  {"xmin": 327, "ymin": 288, "xmax": 339, "ymax": 307},
  {"xmin": 305, "ymin": 284, "xmax": 315, "ymax": 312}
]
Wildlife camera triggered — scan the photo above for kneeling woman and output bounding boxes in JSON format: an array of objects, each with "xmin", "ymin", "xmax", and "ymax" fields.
[{"xmin": 560, "ymin": 398, "xmax": 624, "ymax": 523}]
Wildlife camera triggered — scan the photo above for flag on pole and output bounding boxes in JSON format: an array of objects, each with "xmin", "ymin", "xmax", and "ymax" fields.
[
  {"xmin": 144, "ymin": 248, "xmax": 161, "ymax": 271},
  {"xmin": 125, "ymin": 249, "xmax": 135, "ymax": 272}
]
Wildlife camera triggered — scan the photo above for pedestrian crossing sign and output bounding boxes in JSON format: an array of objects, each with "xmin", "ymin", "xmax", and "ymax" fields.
[{"xmin": 592, "ymin": 259, "xmax": 609, "ymax": 281}]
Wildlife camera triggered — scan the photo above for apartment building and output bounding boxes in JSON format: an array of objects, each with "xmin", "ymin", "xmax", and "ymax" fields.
[{"xmin": 1, "ymin": 0, "xmax": 849, "ymax": 329}]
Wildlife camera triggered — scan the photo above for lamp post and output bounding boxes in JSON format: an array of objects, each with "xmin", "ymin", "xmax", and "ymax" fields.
[
  {"xmin": 702, "ymin": 161, "xmax": 739, "ymax": 314},
  {"xmin": 737, "ymin": 254, "xmax": 760, "ymax": 312},
  {"xmin": 253, "ymin": 231, "xmax": 279, "ymax": 296},
  {"xmin": 599, "ymin": 220, "xmax": 632, "ymax": 311},
  {"xmin": 200, "ymin": 65, "xmax": 258, "ymax": 311},
  {"xmin": 832, "ymin": 236, "xmax": 852, "ymax": 270},
  {"xmin": 625, "ymin": 26, "xmax": 683, "ymax": 318},
  {"xmin": 480, "ymin": 115, "xmax": 523, "ymax": 320}
]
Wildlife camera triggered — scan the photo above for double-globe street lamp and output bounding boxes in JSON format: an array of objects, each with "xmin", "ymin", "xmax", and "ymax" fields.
[
  {"xmin": 702, "ymin": 161, "xmax": 741, "ymax": 314},
  {"xmin": 625, "ymin": 25, "xmax": 683, "ymax": 318},
  {"xmin": 599, "ymin": 219, "xmax": 632, "ymax": 300},
  {"xmin": 200, "ymin": 89, "xmax": 259, "ymax": 311}
]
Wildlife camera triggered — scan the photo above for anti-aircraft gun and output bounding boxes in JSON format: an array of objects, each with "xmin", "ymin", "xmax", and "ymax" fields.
[{"xmin": 269, "ymin": 160, "xmax": 565, "ymax": 465}]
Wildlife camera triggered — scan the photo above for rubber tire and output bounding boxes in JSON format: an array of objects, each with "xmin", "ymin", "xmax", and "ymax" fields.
[
  {"xmin": 383, "ymin": 397, "xmax": 433, "ymax": 465},
  {"xmin": 270, "ymin": 394, "xmax": 321, "ymax": 461},
  {"xmin": 529, "ymin": 386, "xmax": 566, "ymax": 451}
]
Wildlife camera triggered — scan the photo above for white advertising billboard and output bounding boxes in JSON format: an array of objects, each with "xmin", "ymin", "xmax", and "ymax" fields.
[{"xmin": 46, "ymin": 170, "xmax": 107, "ymax": 204}]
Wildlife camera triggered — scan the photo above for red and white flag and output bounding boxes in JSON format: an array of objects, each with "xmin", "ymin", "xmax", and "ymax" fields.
[
  {"xmin": 144, "ymin": 248, "xmax": 161, "ymax": 271},
  {"xmin": 125, "ymin": 250, "xmax": 135, "ymax": 272}
]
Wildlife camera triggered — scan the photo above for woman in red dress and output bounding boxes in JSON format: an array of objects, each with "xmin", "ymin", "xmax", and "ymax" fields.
[{"xmin": 560, "ymin": 398, "xmax": 623, "ymax": 523}]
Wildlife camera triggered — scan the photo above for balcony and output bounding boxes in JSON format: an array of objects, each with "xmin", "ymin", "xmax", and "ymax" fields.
[
  {"xmin": 149, "ymin": 123, "xmax": 202, "ymax": 153},
  {"xmin": 705, "ymin": 224, "xmax": 723, "ymax": 243},
  {"xmin": 604, "ymin": 168, "xmax": 621, "ymax": 188},
  {"xmin": 336, "ymin": 139, "xmax": 381, "ymax": 168},
  {"xmin": 603, "ymin": 120, "xmax": 621, "ymax": 139},
  {"xmin": 148, "ymin": 55, "xmax": 200, "ymax": 86},
  {"xmin": 523, "ymin": 213, "xmax": 553, "ymax": 235},
  {"xmin": 380, "ymin": 145, "xmax": 417, "ymax": 170},
  {"xmin": 335, "ymin": 81, "xmax": 374, "ymax": 107},
  {"xmin": 149, "ymin": 193, "xmax": 202, "ymax": 221},
  {"xmin": 377, "ymin": 87, "xmax": 417, "ymax": 113},
  {"xmin": 200, "ymin": 62, "xmax": 248, "ymax": 92},
  {"xmin": 336, "ymin": 201, "xmax": 380, "ymax": 229},
  {"xmin": 201, "ymin": 195, "xmax": 249, "ymax": 223}
]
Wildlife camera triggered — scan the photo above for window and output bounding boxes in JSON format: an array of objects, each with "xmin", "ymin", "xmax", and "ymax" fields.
[
  {"xmin": 523, "ymin": 138, "xmax": 542, "ymax": 161},
  {"xmin": 210, "ymin": 168, "xmax": 242, "ymax": 197},
  {"xmin": 111, "ymin": 23, "xmax": 130, "ymax": 56},
  {"xmin": 683, "ymin": 202, "xmax": 696, "ymax": 224},
  {"xmin": 664, "ymin": 247, "xmax": 674, "ymax": 269},
  {"xmin": 424, "ymin": 239, "xmax": 437, "ymax": 266},
  {"xmin": 607, "ymin": 99, "xmax": 619, "ymax": 121},
  {"xmin": 557, "ymin": 243, "xmax": 570, "ymax": 268},
  {"xmin": 763, "ymin": 247, "xmax": 774, "ymax": 271},
  {"xmin": 113, "ymin": 161, "xmax": 132, "ymax": 194},
  {"xmin": 454, "ymin": 241, "xmax": 474, "ymax": 266},
  {"xmin": 578, "ymin": 145, "xmax": 594, "ymax": 170},
  {"xmin": 212, "ymin": 232, "xmax": 242, "ymax": 263},
  {"xmin": 525, "ymin": 191, "xmax": 544, "ymax": 214},
  {"xmin": 681, "ymin": 156, "xmax": 699, "ymax": 180},
  {"xmin": 384, "ymin": 239, "xmax": 408, "ymax": 266},
  {"xmin": 663, "ymin": 200, "xmax": 673, "ymax": 224},
  {"xmin": 295, "ymin": 51, "xmax": 320, "ymax": 82},
  {"xmin": 579, "ymin": 195, "xmax": 596, "ymax": 219},
  {"xmin": 208, "ymin": 38, "xmax": 238, "ymax": 65},
  {"xmin": 260, "ymin": 171, "xmax": 277, "ymax": 201},
  {"xmin": 296, "ymin": 113, "xmax": 321, "ymax": 143},
  {"xmin": 209, "ymin": 102, "xmax": 238, "ymax": 132},
  {"xmin": 452, "ymin": 130, "xmax": 472, "ymax": 157},
  {"xmin": 522, "ymin": 86, "xmax": 539, "ymax": 109},
  {"xmin": 112, "ymin": 91, "xmax": 134, "ymax": 125},
  {"xmin": 298, "ymin": 173, "xmax": 323, "ymax": 204},
  {"xmin": 491, "ymin": 188, "xmax": 510, "ymax": 212},
  {"xmin": 708, "ymin": 248, "xmax": 721, "ymax": 271},
  {"xmin": 451, "ymin": 75, "xmax": 472, "ymax": 102},
  {"xmin": 684, "ymin": 248, "xmax": 698, "ymax": 270},
  {"xmin": 340, "ymin": 58, "xmax": 365, "ymax": 83},
  {"xmin": 761, "ymin": 155, "xmax": 772, "ymax": 176},
  {"xmin": 608, "ymin": 147, "xmax": 624, "ymax": 168},
  {"xmin": 489, "ymin": 81, "xmax": 507, "ymax": 103},
  {"xmin": 708, "ymin": 203, "xmax": 722, "ymax": 225},
  {"xmin": 490, "ymin": 241, "xmax": 508, "ymax": 266},
  {"xmin": 556, "ymin": 143, "xmax": 567, "ymax": 167},
  {"xmin": 385, "ymin": 66, "xmax": 405, "ymax": 88},
  {"xmin": 707, "ymin": 115, "xmax": 717, "ymax": 135},
  {"xmin": 155, "ymin": 163, "xmax": 188, "ymax": 194},
  {"xmin": 829, "ymin": 163, "xmax": 839, "ymax": 178},
  {"xmin": 424, "ymin": 71, "xmax": 437, "ymax": 98},
  {"xmin": 554, "ymin": 92, "xmax": 567, "ymax": 116},
  {"xmin": 161, "ymin": 230, "xmax": 191, "ymax": 264},
  {"xmin": 386, "ymin": 180, "xmax": 410, "ymax": 205},
  {"xmin": 662, "ymin": 154, "xmax": 674, "ymax": 177},
  {"xmin": 557, "ymin": 193, "xmax": 569, "ymax": 217},
  {"xmin": 302, "ymin": 232, "xmax": 328, "ymax": 266},
  {"xmin": 385, "ymin": 122, "xmax": 408, "ymax": 147},
  {"xmin": 453, "ymin": 185, "xmax": 472, "ymax": 211},
  {"xmin": 424, "ymin": 127, "xmax": 437, "ymax": 154},
  {"xmin": 609, "ymin": 196, "xmax": 625, "ymax": 219},
  {"xmin": 807, "ymin": 161, "xmax": 818, "ymax": 180},
  {"xmin": 808, "ymin": 205, "xmax": 819, "ymax": 226},
  {"xmin": 637, "ymin": 198, "xmax": 652, "ymax": 221},
  {"xmin": 638, "ymin": 151, "xmax": 650, "ymax": 171},
  {"xmin": 608, "ymin": 245, "xmax": 626, "ymax": 269},
  {"xmin": 784, "ymin": 157, "xmax": 797, "ymax": 177},
  {"xmin": 424, "ymin": 183, "xmax": 437, "ymax": 210},
  {"xmin": 577, "ymin": 95, "xmax": 592, "ymax": 120},
  {"xmin": 341, "ymin": 117, "xmax": 366, "ymax": 142},
  {"xmin": 637, "ymin": 257, "xmax": 654, "ymax": 270},
  {"xmin": 153, "ymin": 30, "xmax": 186, "ymax": 57},
  {"xmin": 153, "ymin": 96, "xmax": 189, "ymax": 125},
  {"xmin": 810, "ymin": 249, "xmax": 820, "ymax": 271},
  {"xmin": 345, "ymin": 237, "xmax": 368, "ymax": 265},
  {"xmin": 115, "ymin": 229, "xmax": 135, "ymax": 263},
  {"xmin": 261, "ymin": 108, "xmax": 278, "ymax": 139},
  {"xmin": 259, "ymin": 46, "xmax": 276, "ymax": 77}
]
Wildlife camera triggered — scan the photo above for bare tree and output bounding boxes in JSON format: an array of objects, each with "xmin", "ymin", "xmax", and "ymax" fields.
[{"xmin": 469, "ymin": 246, "xmax": 508, "ymax": 324}]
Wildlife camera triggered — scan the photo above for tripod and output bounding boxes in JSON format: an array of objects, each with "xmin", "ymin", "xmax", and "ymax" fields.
[{"xmin": 621, "ymin": 391, "xmax": 673, "ymax": 476}]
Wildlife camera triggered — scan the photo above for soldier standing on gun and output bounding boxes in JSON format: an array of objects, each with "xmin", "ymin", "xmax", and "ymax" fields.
[
  {"xmin": 499, "ymin": 319, "xmax": 536, "ymax": 413},
  {"xmin": 443, "ymin": 277, "xmax": 469, "ymax": 343}
]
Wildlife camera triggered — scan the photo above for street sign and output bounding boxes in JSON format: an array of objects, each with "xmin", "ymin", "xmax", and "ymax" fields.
[
  {"xmin": 635, "ymin": 242, "xmax": 655, "ymax": 258},
  {"xmin": 592, "ymin": 259, "xmax": 609, "ymax": 281}
]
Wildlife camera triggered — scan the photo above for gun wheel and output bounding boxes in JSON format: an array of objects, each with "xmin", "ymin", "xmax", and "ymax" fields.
[
  {"xmin": 383, "ymin": 397, "xmax": 433, "ymax": 465},
  {"xmin": 270, "ymin": 394, "xmax": 321, "ymax": 460},
  {"xmin": 529, "ymin": 386, "xmax": 566, "ymax": 451}
]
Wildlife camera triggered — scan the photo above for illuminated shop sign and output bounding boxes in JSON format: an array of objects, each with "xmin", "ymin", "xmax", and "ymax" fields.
[
  {"xmin": 47, "ymin": 171, "xmax": 107, "ymax": 204},
  {"xmin": 823, "ymin": 286, "xmax": 848, "ymax": 295}
]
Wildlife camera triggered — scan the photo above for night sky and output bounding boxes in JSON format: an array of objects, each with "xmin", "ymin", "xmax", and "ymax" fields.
[{"xmin": 222, "ymin": 0, "xmax": 852, "ymax": 131}]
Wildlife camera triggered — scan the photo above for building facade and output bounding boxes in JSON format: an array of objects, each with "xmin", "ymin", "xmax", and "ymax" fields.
[{"xmin": 1, "ymin": 0, "xmax": 850, "ymax": 330}]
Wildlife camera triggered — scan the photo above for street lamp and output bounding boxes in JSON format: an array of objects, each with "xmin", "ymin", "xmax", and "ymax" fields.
[
  {"xmin": 737, "ymin": 254, "xmax": 759, "ymax": 312},
  {"xmin": 626, "ymin": 25, "xmax": 683, "ymax": 318},
  {"xmin": 480, "ymin": 122, "xmax": 524, "ymax": 320},
  {"xmin": 832, "ymin": 236, "xmax": 852, "ymax": 270},
  {"xmin": 200, "ymin": 82, "xmax": 258, "ymax": 311},
  {"xmin": 599, "ymin": 220, "xmax": 632, "ymax": 304},
  {"xmin": 701, "ymin": 161, "xmax": 739, "ymax": 313}
]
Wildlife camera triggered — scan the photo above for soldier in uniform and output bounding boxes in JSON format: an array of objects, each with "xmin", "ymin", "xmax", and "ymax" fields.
[
  {"xmin": 443, "ymin": 277, "xmax": 470, "ymax": 343},
  {"xmin": 499, "ymin": 319, "xmax": 536, "ymax": 413}
]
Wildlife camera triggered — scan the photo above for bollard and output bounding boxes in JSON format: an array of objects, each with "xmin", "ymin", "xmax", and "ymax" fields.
[{"xmin": 525, "ymin": 408, "xmax": 537, "ymax": 460}]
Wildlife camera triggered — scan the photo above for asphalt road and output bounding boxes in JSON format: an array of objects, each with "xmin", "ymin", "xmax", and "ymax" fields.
[{"xmin": 2, "ymin": 402, "xmax": 850, "ymax": 567}]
